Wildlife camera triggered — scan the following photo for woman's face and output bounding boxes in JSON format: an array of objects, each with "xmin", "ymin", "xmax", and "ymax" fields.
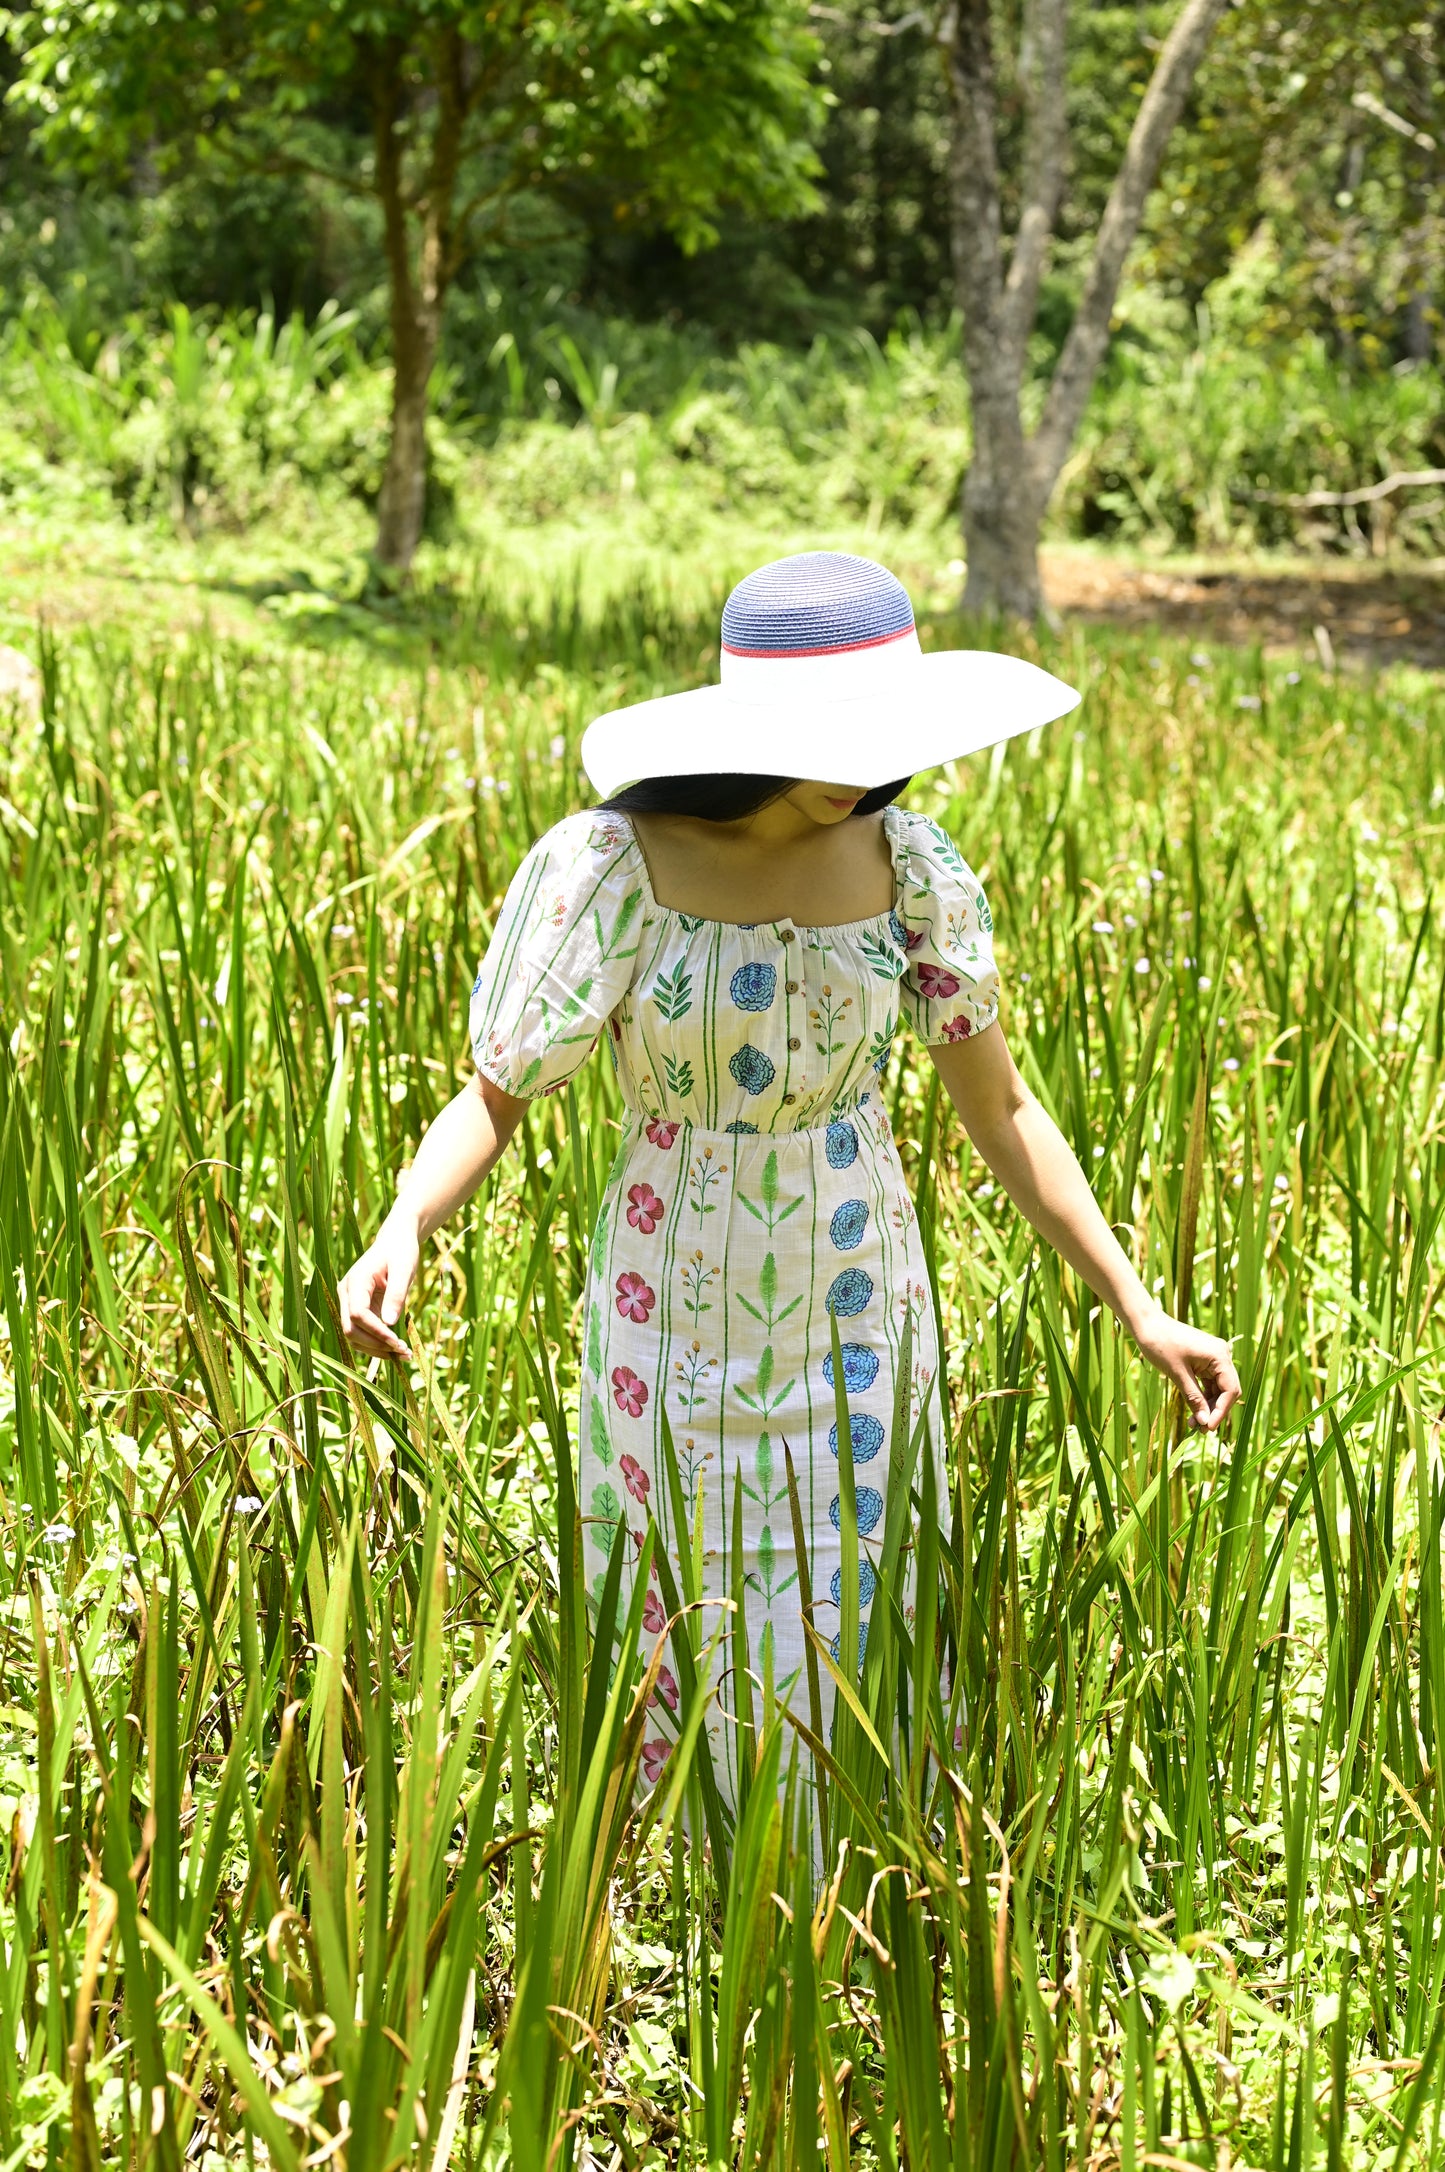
[{"xmin": 783, "ymin": 780, "xmax": 869, "ymax": 826}]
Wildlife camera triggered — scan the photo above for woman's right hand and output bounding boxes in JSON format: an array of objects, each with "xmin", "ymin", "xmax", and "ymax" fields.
[{"xmin": 338, "ymin": 1214, "xmax": 420, "ymax": 1362}]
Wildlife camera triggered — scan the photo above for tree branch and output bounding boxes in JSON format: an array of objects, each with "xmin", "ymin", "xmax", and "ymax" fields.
[
  {"xmin": 1028, "ymin": 0, "xmax": 1229, "ymax": 498},
  {"xmin": 1241, "ymin": 467, "xmax": 1445, "ymax": 510},
  {"xmin": 999, "ymin": 0, "xmax": 1068, "ymax": 372}
]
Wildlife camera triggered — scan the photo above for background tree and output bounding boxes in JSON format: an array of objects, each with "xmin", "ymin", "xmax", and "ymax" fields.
[
  {"xmin": 944, "ymin": 0, "xmax": 1230, "ymax": 617},
  {"xmin": 7, "ymin": 0, "xmax": 823, "ymax": 574}
]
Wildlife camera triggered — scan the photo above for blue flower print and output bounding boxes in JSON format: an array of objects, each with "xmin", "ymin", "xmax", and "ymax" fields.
[
  {"xmin": 889, "ymin": 909, "xmax": 909, "ymax": 949},
  {"xmin": 826, "ymin": 1267, "xmax": 873, "ymax": 1316},
  {"xmin": 830, "ymin": 1559, "xmax": 878, "ymax": 1608},
  {"xmin": 725, "ymin": 1120, "xmax": 760, "ymax": 1135},
  {"xmin": 829, "ymin": 1412, "xmax": 884, "ymax": 1464},
  {"xmin": 729, "ymin": 1044, "xmax": 776, "ymax": 1094},
  {"xmin": 825, "ymin": 1120, "xmax": 859, "ymax": 1169},
  {"xmin": 829, "ymin": 1199, "xmax": 868, "ymax": 1251},
  {"xmin": 822, "ymin": 1343, "xmax": 880, "ymax": 1394},
  {"xmin": 830, "ymin": 1622, "xmax": 870, "ymax": 1671},
  {"xmin": 730, "ymin": 962, "xmax": 776, "ymax": 1012},
  {"xmin": 829, "ymin": 1486, "xmax": 884, "ymax": 1535}
]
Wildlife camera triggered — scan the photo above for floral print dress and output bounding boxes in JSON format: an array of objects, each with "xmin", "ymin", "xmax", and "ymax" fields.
[{"xmin": 469, "ymin": 804, "xmax": 999, "ymax": 1813}]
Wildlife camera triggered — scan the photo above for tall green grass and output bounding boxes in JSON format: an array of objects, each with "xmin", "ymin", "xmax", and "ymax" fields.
[
  {"xmin": 6, "ymin": 277, "xmax": 1445, "ymax": 557},
  {"xmin": 1, "ymin": 586, "xmax": 1443, "ymax": 2166}
]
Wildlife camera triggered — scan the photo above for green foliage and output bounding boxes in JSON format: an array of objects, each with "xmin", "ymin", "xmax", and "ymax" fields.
[
  {"xmin": 0, "ymin": 576, "xmax": 1443, "ymax": 2161},
  {"xmin": 9, "ymin": 271, "xmax": 1445, "ymax": 554},
  {"xmin": 3, "ymin": 0, "xmax": 826, "ymax": 255}
]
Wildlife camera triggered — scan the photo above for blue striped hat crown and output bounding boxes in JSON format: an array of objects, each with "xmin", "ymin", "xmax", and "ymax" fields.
[{"xmin": 721, "ymin": 551, "xmax": 916, "ymax": 660}]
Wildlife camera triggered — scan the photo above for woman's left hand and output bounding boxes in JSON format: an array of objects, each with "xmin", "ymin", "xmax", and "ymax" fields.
[{"xmin": 1132, "ymin": 1310, "xmax": 1241, "ymax": 1431}]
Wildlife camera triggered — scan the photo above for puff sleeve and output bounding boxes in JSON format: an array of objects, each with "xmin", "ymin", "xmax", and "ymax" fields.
[
  {"xmin": 893, "ymin": 812, "xmax": 1001, "ymax": 1047},
  {"xmin": 468, "ymin": 812, "xmax": 645, "ymax": 1098}
]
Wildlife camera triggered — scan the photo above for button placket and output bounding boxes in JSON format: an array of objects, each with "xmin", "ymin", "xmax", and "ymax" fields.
[{"xmin": 780, "ymin": 925, "xmax": 804, "ymax": 1114}]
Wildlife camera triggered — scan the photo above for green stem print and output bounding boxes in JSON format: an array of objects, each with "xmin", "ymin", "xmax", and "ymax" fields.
[
  {"xmin": 673, "ymin": 1339, "xmax": 717, "ymax": 1423},
  {"xmin": 737, "ymin": 1149, "xmax": 803, "ymax": 1236},
  {"xmin": 687, "ymin": 1145, "xmax": 728, "ymax": 1220},
  {"xmin": 680, "ymin": 1249, "xmax": 720, "ymax": 1328},
  {"xmin": 677, "ymin": 1432, "xmax": 714, "ymax": 1520},
  {"xmin": 809, "ymin": 981, "xmax": 855, "ymax": 1060}
]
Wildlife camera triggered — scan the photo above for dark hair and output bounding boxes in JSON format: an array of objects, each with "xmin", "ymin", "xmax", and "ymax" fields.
[{"xmin": 602, "ymin": 773, "xmax": 912, "ymax": 822}]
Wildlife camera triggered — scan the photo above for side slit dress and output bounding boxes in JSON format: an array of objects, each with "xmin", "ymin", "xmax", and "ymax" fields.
[{"xmin": 469, "ymin": 803, "xmax": 999, "ymax": 1814}]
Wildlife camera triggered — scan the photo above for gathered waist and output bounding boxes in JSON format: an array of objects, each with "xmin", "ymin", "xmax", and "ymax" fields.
[{"xmin": 617, "ymin": 1092, "xmax": 891, "ymax": 1151}]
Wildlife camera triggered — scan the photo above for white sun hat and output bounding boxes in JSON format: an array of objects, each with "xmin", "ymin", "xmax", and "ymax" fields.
[{"xmin": 580, "ymin": 550, "xmax": 1080, "ymax": 797}]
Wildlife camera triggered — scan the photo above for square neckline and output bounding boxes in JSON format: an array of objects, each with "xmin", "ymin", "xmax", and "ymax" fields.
[{"xmin": 611, "ymin": 805, "xmax": 905, "ymax": 938}]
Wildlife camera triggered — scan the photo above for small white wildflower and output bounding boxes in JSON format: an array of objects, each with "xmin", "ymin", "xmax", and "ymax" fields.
[
  {"xmin": 235, "ymin": 1495, "xmax": 264, "ymax": 1515},
  {"xmin": 1197, "ymin": 975, "xmax": 1212, "ymax": 990},
  {"xmin": 1134, "ymin": 957, "xmax": 1150, "ymax": 974},
  {"xmin": 1092, "ymin": 920, "xmax": 1114, "ymax": 935},
  {"xmin": 1224, "ymin": 1057, "xmax": 1240, "ymax": 1072},
  {"xmin": 1360, "ymin": 820, "xmax": 1379, "ymax": 842},
  {"xmin": 42, "ymin": 1522, "xmax": 75, "ymax": 1545},
  {"xmin": 1235, "ymin": 694, "xmax": 1262, "ymax": 711}
]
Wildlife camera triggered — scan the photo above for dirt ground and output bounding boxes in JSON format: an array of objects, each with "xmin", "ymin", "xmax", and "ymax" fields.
[{"xmin": 1042, "ymin": 546, "xmax": 1445, "ymax": 671}]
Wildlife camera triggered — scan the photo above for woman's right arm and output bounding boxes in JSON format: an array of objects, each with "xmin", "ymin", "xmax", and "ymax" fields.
[{"xmin": 339, "ymin": 1070, "xmax": 528, "ymax": 1361}]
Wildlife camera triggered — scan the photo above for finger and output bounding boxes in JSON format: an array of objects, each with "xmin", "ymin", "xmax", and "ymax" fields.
[
  {"xmin": 345, "ymin": 1304, "xmax": 410, "ymax": 1360},
  {"xmin": 1173, "ymin": 1362, "xmax": 1212, "ymax": 1428},
  {"xmin": 380, "ymin": 1280, "xmax": 409, "ymax": 1329}
]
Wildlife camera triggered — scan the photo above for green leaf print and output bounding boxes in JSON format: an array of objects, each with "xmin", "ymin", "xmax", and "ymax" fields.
[
  {"xmin": 929, "ymin": 829, "xmax": 967, "ymax": 878},
  {"xmin": 662, "ymin": 1053, "xmax": 694, "ymax": 1099},
  {"xmin": 736, "ymin": 1248, "xmax": 803, "ymax": 1331},
  {"xmin": 734, "ymin": 1342, "xmax": 795, "ymax": 1417},
  {"xmin": 757, "ymin": 1521, "xmax": 774, "ymax": 1588},
  {"xmin": 650, "ymin": 958, "xmax": 693, "ymax": 1023},
  {"xmin": 859, "ymin": 929, "xmax": 906, "ymax": 980},
  {"xmin": 756, "ymin": 1429, "xmax": 772, "ymax": 1495},
  {"xmin": 591, "ymin": 1480, "xmax": 622, "ymax": 1533},
  {"xmin": 976, "ymin": 888, "xmax": 993, "ymax": 933},
  {"xmin": 738, "ymin": 1153, "xmax": 803, "ymax": 1233},
  {"xmin": 592, "ymin": 887, "xmax": 644, "ymax": 964},
  {"xmin": 589, "ymin": 1395, "xmax": 613, "ymax": 1467}
]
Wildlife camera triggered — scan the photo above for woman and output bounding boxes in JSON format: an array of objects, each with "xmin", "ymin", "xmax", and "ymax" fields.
[{"xmin": 339, "ymin": 551, "xmax": 1239, "ymax": 1810}]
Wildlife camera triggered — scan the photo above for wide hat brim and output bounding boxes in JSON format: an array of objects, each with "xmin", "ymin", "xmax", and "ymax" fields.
[{"xmin": 580, "ymin": 649, "xmax": 1081, "ymax": 798}]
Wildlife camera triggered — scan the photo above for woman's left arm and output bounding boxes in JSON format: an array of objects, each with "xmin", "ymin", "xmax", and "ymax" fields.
[{"xmin": 929, "ymin": 1023, "xmax": 1241, "ymax": 1431}]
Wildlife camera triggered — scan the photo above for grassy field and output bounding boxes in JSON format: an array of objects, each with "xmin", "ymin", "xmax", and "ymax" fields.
[{"xmin": 1, "ymin": 569, "xmax": 1444, "ymax": 2170}]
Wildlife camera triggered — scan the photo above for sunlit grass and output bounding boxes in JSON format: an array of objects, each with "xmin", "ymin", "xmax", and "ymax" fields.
[{"xmin": 1, "ymin": 588, "xmax": 1443, "ymax": 2167}]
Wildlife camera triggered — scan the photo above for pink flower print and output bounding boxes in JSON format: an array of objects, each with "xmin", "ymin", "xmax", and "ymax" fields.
[
  {"xmin": 627, "ymin": 1183, "xmax": 665, "ymax": 1234},
  {"xmin": 615, "ymin": 1270, "xmax": 656, "ymax": 1323},
  {"xmin": 643, "ymin": 1586, "xmax": 667, "ymax": 1634},
  {"xmin": 611, "ymin": 1366, "xmax": 649, "ymax": 1417},
  {"xmin": 641, "ymin": 1737, "xmax": 672, "ymax": 1785},
  {"xmin": 646, "ymin": 1118, "xmax": 681, "ymax": 1149},
  {"xmin": 609, "ymin": 1016, "xmax": 623, "ymax": 1043},
  {"xmin": 916, "ymin": 963, "xmax": 961, "ymax": 1000},
  {"xmin": 904, "ymin": 925, "xmax": 927, "ymax": 952},
  {"xmin": 620, "ymin": 1452, "xmax": 651, "ymax": 1503},
  {"xmin": 941, "ymin": 1014, "xmax": 973, "ymax": 1042},
  {"xmin": 653, "ymin": 1665, "xmax": 680, "ymax": 1715}
]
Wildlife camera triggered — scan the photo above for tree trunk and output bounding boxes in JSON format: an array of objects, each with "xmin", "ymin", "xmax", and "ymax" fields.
[
  {"xmin": 368, "ymin": 31, "xmax": 468, "ymax": 577},
  {"xmin": 375, "ymin": 309, "xmax": 437, "ymax": 575},
  {"xmin": 943, "ymin": 0, "xmax": 1230, "ymax": 619},
  {"xmin": 960, "ymin": 400, "xmax": 1047, "ymax": 619}
]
